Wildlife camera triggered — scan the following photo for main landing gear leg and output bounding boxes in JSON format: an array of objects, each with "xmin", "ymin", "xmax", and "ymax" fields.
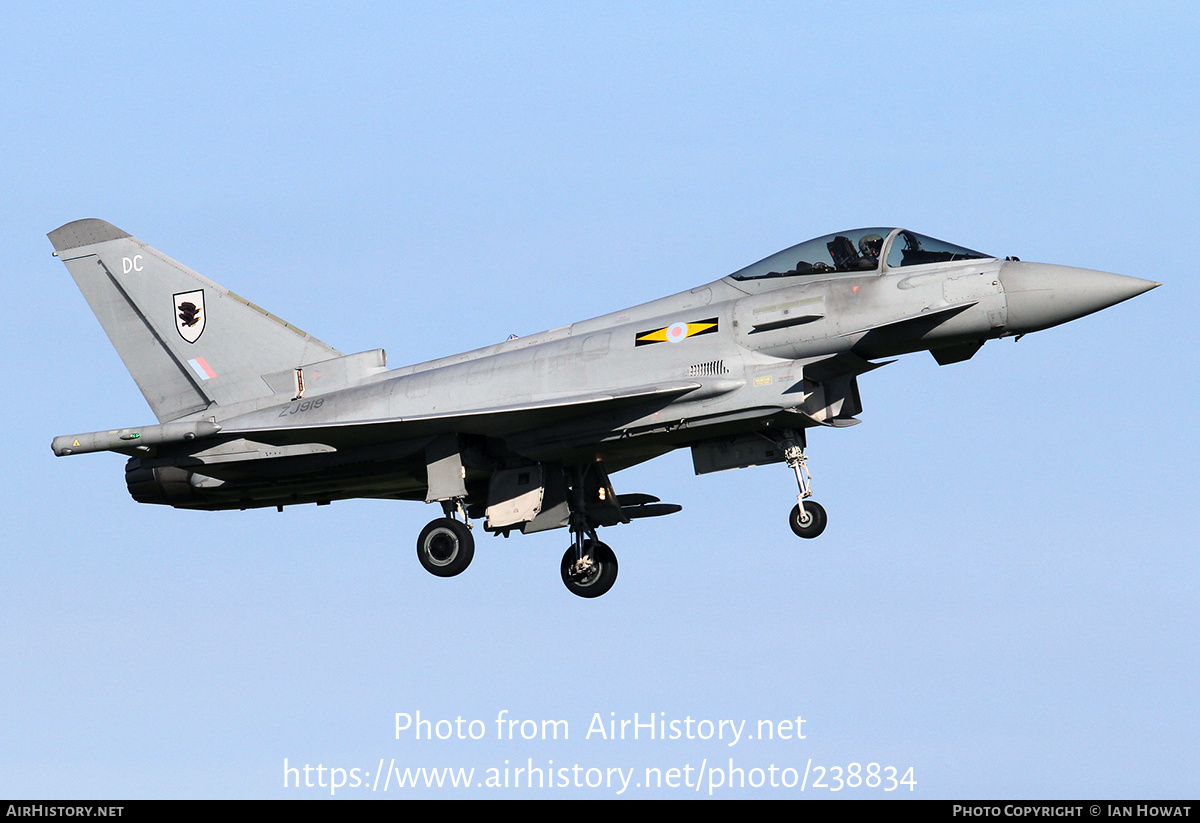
[
  {"xmin": 560, "ymin": 467, "xmax": 618, "ymax": 598},
  {"xmin": 416, "ymin": 498, "xmax": 475, "ymax": 578},
  {"xmin": 782, "ymin": 431, "xmax": 827, "ymax": 539}
]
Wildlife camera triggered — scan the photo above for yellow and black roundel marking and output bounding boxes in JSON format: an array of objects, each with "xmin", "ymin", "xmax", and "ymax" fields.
[{"xmin": 635, "ymin": 317, "xmax": 719, "ymax": 347}]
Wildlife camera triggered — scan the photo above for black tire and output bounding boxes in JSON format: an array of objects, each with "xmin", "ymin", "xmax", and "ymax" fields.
[
  {"xmin": 416, "ymin": 518, "xmax": 475, "ymax": 577},
  {"xmin": 560, "ymin": 540, "xmax": 618, "ymax": 598},
  {"xmin": 789, "ymin": 501, "xmax": 827, "ymax": 539}
]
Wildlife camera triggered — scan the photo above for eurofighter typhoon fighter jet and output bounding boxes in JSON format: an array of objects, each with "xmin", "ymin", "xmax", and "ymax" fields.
[{"xmin": 49, "ymin": 220, "xmax": 1157, "ymax": 597}]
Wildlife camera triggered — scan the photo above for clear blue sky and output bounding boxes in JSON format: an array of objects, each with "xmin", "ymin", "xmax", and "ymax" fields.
[{"xmin": 2, "ymin": 1, "xmax": 1196, "ymax": 798}]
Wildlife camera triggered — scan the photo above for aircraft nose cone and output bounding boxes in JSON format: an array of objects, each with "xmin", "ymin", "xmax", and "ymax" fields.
[{"xmin": 999, "ymin": 261, "xmax": 1159, "ymax": 334}]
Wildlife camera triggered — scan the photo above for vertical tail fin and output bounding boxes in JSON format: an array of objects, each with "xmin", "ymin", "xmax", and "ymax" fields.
[{"xmin": 49, "ymin": 219, "xmax": 342, "ymax": 422}]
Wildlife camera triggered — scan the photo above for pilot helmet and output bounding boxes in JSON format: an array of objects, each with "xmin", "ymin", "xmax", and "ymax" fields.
[{"xmin": 859, "ymin": 233, "xmax": 884, "ymax": 259}]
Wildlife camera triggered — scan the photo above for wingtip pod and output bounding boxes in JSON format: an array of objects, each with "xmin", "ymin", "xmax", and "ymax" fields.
[
  {"xmin": 52, "ymin": 420, "xmax": 221, "ymax": 456},
  {"xmin": 47, "ymin": 219, "xmax": 131, "ymax": 253}
]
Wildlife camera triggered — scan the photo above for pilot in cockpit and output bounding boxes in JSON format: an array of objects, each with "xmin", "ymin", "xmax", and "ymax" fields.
[{"xmin": 858, "ymin": 233, "xmax": 884, "ymax": 268}]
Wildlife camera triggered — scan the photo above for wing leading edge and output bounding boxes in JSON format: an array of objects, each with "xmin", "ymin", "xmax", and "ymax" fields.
[{"xmin": 54, "ymin": 380, "xmax": 710, "ymax": 457}]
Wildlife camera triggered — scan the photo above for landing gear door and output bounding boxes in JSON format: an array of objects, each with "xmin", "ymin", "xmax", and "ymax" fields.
[{"xmin": 487, "ymin": 466, "xmax": 546, "ymax": 529}]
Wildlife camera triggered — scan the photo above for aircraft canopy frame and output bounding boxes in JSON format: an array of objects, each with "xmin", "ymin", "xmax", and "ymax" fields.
[{"xmin": 727, "ymin": 228, "xmax": 994, "ymax": 282}]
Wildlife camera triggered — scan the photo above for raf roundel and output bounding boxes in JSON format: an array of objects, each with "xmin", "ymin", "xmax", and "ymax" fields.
[{"xmin": 665, "ymin": 322, "xmax": 689, "ymax": 343}]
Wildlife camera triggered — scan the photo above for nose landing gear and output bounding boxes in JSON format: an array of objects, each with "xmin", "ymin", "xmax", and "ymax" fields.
[
  {"xmin": 789, "ymin": 499, "xmax": 827, "ymax": 539},
  {"xmin": 781, "ymin": 432, "xmax": 827, "ymax": 539}
]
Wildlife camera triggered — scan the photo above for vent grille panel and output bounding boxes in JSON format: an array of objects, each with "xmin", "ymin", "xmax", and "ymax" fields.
[{"xmin": 688, "ymin": 360, "xmax": 728, "ymax": 377}]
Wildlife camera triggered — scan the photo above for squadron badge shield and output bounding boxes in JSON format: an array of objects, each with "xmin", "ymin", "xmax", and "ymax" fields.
[{"xmin": 174, "ymin": 290, "xmax": 206, "ymax": 343}]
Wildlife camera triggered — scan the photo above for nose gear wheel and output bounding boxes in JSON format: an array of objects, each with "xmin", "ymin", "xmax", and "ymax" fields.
[
  {"xmin": 789, "ymin": 501, "xmax": 827, "ymax": 538},
  {"xmin": 774, "ymin": 429, "xmax": 829, "ymax": 539}
]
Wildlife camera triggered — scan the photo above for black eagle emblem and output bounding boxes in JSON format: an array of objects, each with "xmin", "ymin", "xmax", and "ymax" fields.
[{"xmin": 177, "ymin": 301, "xmax": 201, "ymax": 327}]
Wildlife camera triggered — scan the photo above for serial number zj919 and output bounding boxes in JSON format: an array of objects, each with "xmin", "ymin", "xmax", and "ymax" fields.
[{"xmin": 278, "ymin": 397, "xmax": 325, "ymax": 417}]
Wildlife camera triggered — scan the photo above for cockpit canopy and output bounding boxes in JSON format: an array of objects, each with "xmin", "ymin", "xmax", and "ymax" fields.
[{"xmin": 728, "ymin": 228, "xmax": 993, "ymax": 281}]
